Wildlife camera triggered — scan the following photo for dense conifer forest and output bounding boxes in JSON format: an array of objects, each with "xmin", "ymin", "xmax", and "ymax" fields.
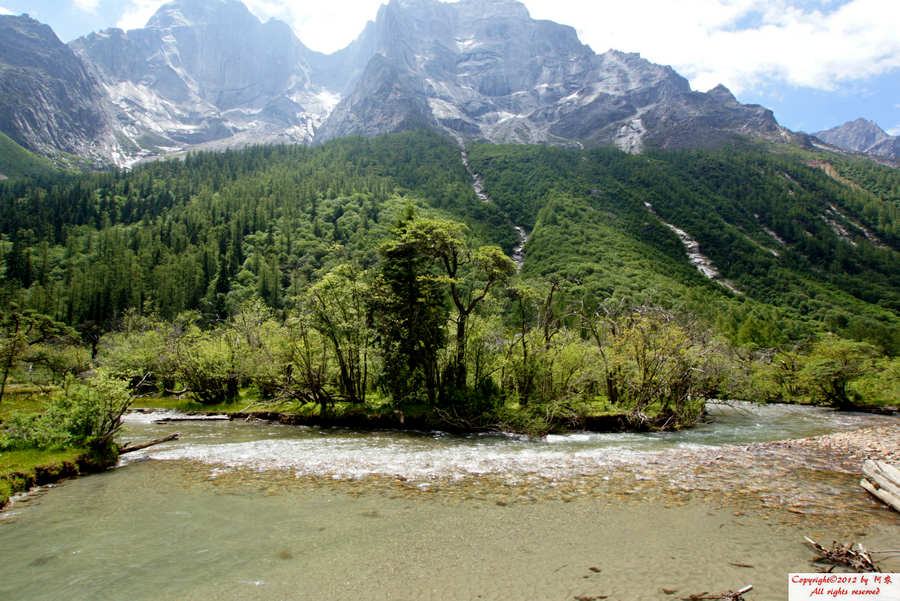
[{"xmin": 2, "ymin": 131, "xmax": 900, "ymax": 442}]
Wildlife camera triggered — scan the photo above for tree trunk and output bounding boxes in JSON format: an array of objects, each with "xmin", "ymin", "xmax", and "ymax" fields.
[
  {"xmin": 118, "ymin": 433, "xmax": 180, "ymax": 454},
  {"xmin": 862, "ymin": 459, "xmax": 900, "ymax": 513},
  {"xmin": 455, "ymin": 313, "xmax": 468, "ymax": 390}
]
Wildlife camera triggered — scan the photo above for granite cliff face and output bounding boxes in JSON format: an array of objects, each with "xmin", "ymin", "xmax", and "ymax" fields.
[
  {"xmin": 69, "ymin": 0, "xmax": 334, "ymax": 162},
  {"xmin": 0, "ymin": 0, "xmax": 807, "ymax": 166},
  {"xmin": 311, "ymin": 0, "xmax": 788, "ymax": 150},
  {"xmin": 315, "ymin": 0, "xmax": 698, "ymax": 148},
  {"xmin": 815, "ymin": 119, "xmax": 900, "ymax": 159},
  {"xmin": 0, "ymin": 14, "xmax": 117, "ymax": 163}
]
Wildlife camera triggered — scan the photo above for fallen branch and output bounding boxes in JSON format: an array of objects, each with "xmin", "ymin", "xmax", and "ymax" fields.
[
  {"xmin": 118, "ymin": 433, "xmax": 180, "ymax": 455},
  {"xmin": 153, "ymin": 416, "xmax": 227, "ymax": 423},
  {"xmin": 861, "ymin": 460, "xmax": 900, "ymax": 513},
  {"xmin": 682, "ymin": 586, "xmax": 752, "ymax": 601},
  {"xmin": 804, "ymin": 537, "xmax": 879, "ymax": 572}
]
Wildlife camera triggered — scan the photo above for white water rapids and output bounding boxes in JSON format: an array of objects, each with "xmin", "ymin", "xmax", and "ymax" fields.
[{"xmin": 118, "ymin": 402, "xmax": 892, "ymax": 482}]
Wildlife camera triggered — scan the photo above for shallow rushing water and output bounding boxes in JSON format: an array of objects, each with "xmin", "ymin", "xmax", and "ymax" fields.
[
  {"xmin": 1, "ymin": 403, "xmax": 899, "ymax": 601},
  {"xmin": 121, "ymin": 402, "xmax": 898, "ymax": 480}
]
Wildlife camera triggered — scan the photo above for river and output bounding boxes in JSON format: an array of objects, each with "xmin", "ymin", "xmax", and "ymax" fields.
[{"xmin": 1, "ymin": 402, "xmax": 898, "ymax": 600}]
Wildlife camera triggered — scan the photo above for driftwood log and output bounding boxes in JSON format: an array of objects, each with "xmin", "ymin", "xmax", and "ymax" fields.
[
  {"xmin": 861, "ymin": 460, "xmax": 900, "ymax": 513},
  {"xmin": 805, "ymin": 538, "xmax": 879, "ymax": 572},
  {"xmin": 153, "ymin": 416, "xmax": 228, "ymax": 424},
  {"xmin": 118, "ymin": 433, "xmax": 180, "ymax": 455},
  {"xmin": 681, "ymin": 586, "xmax": 753, "ymax": 601}
]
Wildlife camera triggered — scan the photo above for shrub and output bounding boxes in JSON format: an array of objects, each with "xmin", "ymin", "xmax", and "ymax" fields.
[{"xmin": 0, "ymin": 371, "xmax": 132, "ymax": 454}]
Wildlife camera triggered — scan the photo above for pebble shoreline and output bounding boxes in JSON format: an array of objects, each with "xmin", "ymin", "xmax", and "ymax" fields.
[{"xmin": 765, "ymin": 422, "xmax": 900, "ymax": 464}]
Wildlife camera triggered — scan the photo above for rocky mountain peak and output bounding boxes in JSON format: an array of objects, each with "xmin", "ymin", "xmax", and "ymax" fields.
[
  {"xmin": 0, "ymin": 14, "xmax": 116, "ymax": 161},
  {"xmin": 0, "ymin": 14, "xmax": 99, "ymax": 92},
  {"xmin": 68, "ymin": 0, "xmax": 330, "ymax": 157},
  {"xmin": 706, "ymin": 84, "xmax": 740, "ymax": 107},
  {"xmin": 814, "ymin": 118, "xmax": 900, "ymax": 158},
  {"xmin": 316, "ymin": 0, "xmax": 695, "ymax": 146},
  {"xmin": 146, "ymin": 0, "xmax": 260, "ymax": 29},
  {"xmin": 313, "ymin": 0, "xmax": 784, "ymax": 151},
  {"xmin": 0, "ymin": 0, "xmax": 814, "ymax": 167}
]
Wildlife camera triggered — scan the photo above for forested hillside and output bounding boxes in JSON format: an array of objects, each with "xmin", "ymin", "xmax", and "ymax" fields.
[
  {"xmin": 0, "ymin": 132, "xmax": 516, "ymax": 322},
  {"xmin": 2, "ymin": 130, "xmax": 900, "ymax": 432},
  {"xmin": 3, "ymin": 130, "xmax": 900, "ymax": 348},
  {"xmin": 467, "ymin": 143, "xmax": 900, "ymax": 352}
]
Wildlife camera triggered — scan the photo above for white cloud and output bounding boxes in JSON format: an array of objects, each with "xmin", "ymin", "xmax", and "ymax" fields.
[
  {"xmin": 110, "ymin": 0, "xmax": 900, "ymax": 96},
  {"xmin": 116, "ymin": 0, "xmax": 165, "ymax": 31},
  {"xmin": 244, "ymin": 0, "xmax": 379, "ymax": 53},
  {"xmin": 887, "ymin": 127, "xmax": 900, "ymax": 137},
  {"xmin": 527, "ymin": 0, "xmax": 900, "ymax": 94},
  {"xmin": 74, "ymin": 0, "xmax": 101, "ymax": 13}
]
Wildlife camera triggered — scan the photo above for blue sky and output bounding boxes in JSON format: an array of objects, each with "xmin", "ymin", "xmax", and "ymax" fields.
[{"xmin": 3, "ymin": 0, "xmax": 898, "ymax": 136}]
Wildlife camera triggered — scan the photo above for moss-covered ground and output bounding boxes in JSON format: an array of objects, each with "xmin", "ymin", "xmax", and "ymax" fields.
[{"xmin": 0, "ymin": 447, "xmax": 85, "ymax": 509}]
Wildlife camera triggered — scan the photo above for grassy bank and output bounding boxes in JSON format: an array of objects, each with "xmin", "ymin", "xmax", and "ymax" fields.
[
  {"xmin": 0, "ymin": 445, "xmax": 119, "ymax": 510},
  {"xmin": 0, "ymin": 378, "xmax": 128, "ymax": 510},
  {"xmin": 130, "ymin": 392, "xmax": 663, "ymax": 437},
  {"xmin": 0, "ymin": 389, "xmax": 80, "ymax": 508},
  {"xmin": 0, "ymin": 448, "xmax": 84, "ymax": 509}
]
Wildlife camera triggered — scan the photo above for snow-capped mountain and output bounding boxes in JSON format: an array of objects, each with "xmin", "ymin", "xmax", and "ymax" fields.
[{"xmin": 0, "ymin": 0, "xmax": 805, "ymax": 167}]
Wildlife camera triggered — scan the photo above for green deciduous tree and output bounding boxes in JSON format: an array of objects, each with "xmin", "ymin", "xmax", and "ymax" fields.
[
  {"xmin": 800, "ymin": 334, "xmax": 877, "ymax": 409},
  {"xmin": 378, "ymin": 217, "xmax": 515, "ymax": 398},
  {"xmin": 0, "ymin": 307, "xmax": 74, "ymax": 407},
  {"xmin": 607, "ymin": 309, "xmax": 725, "ymax": 427},
  {"xmin": 306, "ymin": 263, "xmax": 373, "ymax": 404}
]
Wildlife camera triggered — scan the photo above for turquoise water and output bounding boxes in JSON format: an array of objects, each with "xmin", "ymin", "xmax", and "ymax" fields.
[
  {"xmin": 1, "ymin": 403, "xmax": 898, "ymax": 600},
  {"xmin": 117, "ymin": 402, "xmax": 895, "ymax": 480}
]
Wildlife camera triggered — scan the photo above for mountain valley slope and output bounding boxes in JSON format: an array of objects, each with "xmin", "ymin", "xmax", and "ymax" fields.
[{"xmin": 2, "ymin": 131, "xmax": 900, "ymax": 354}]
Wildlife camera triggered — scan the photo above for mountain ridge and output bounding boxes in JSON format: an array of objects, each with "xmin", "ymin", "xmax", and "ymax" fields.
[
  {"xmin": 0, "ymin": 14, "xmax": 118, "ymax": 165},
  {"xmin": 815, "ymin": 118, "xmax": 900, "ymax": 159},
  {"xmin": 0, "ymin": 0, "xmax": 864, "ymax": 167}
]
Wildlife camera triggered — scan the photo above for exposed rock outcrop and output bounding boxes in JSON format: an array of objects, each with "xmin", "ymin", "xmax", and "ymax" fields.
[
  {"xmin": 0, "ymin": 14, "xmax": 117, "ymax": 163},
  {"xmin": 0, "ymin": 0, "xmax": 824, "ymax": 167},
  {"xmin": 815, "ymin": 118, "xmax": 900, "ymax": 159}
]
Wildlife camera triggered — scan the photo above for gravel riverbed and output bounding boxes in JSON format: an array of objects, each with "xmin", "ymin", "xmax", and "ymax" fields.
[{"xmin": 765, "ymin": 421, "xmax": 900, "ymax": 464}]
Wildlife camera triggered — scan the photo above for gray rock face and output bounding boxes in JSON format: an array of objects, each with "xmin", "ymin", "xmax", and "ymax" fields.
[
  {"xmin": 312, "ymin": 0, "xmax": 787, "ymax": 150},
  {"xmin": 313, "ymin": 53, "xmax": 434, "ymax": 141},
  {"xmin": 0, "ymin": 0, "xmax": 813, "ymax": 166},
  {"xmin": 315, "ymin": 0, "xmax": 695, "ymax": 147},
  {"xmin": 815, "ymin": 119, "xmax": 900, "ymax": 159},
  {"xmin": 0, "ymin": 14, "xmax": 116, "ymax": 162},
  {"xmin": 639, "ymin": 85, "xmax": 782, "ymax": 150},
  {"xmin": 70, "ymin": 0, "xmax": 333, "ymax": 162}
]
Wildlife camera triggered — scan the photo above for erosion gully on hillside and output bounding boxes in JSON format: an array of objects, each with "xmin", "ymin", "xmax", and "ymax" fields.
[{"xmin": 461, "ymin": 150, "xmax": 529, "ymax": 269}]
